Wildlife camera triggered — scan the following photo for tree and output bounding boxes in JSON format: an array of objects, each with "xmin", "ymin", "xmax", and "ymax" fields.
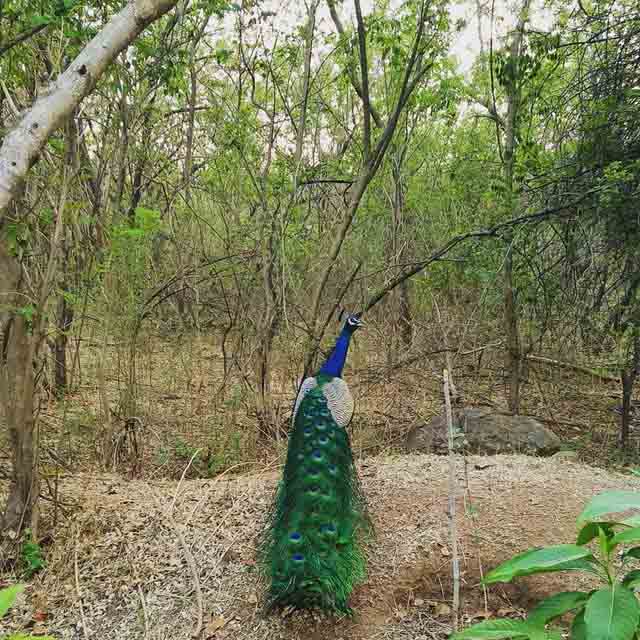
[{"xmin": 0, "ymin": 0, "xmax": 183, "ymax": 536}]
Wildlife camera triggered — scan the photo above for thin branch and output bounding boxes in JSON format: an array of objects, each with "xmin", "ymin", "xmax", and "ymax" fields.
[
  {"xmin": 0, "ymin": 23, "xmax": 48, "ymax": 58},
  {"xmin": 354, "ymin": 0, "xmax": 371, "ymax": 161},
  {"xmin": 304, "ymin": 262, "xmax": 362, "ymax": 376},
  {"xmin": 326, "ymin": 0, "xmax": 383, "ymax": 128},
  {"xmin": 305, "ymin": 0, "xmax": 434, "ymax": 362}
]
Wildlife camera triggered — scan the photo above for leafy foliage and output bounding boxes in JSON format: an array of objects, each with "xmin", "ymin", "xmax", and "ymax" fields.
[{"xmin": 453, "ymin": 491, "xmax": 640, "ymax": 640}]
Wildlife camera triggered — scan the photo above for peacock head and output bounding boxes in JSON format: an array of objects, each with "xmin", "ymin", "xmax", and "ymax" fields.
[{"xmin": 342, "ymin": 313, "xmax": 364, "ymax": 334}]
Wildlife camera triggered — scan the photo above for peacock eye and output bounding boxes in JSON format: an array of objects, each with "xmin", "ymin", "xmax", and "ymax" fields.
[
  {"xmin": 292, "ymin": 553, "xmax": 305, "ymax": 562},
  {"xmin": 289, "ymin": 532, "xmax": 302, "ymax": 542}
]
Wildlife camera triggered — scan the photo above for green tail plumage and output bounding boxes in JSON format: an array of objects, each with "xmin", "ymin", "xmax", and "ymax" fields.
[{"xmin": 258, "ymin": 375, "xmax": 371, "ymax": 613}]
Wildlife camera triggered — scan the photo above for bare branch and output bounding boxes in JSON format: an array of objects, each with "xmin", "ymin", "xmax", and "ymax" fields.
[
  {"xmin": 354, "ymin": 0, "xmax": 371, "ymax": 161},
  {"xmin": 326, "ymin": 0, "xmax": 383, "ymax": 128},
  {"xmin": 0, "ymin": 23, "xmax": 48, "ymax": 58}
]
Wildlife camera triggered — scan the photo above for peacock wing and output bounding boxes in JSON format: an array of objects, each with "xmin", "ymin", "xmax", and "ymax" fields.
[{"xmin": 321, "ymin": 377, "xmax": 355, "ymax": 428}]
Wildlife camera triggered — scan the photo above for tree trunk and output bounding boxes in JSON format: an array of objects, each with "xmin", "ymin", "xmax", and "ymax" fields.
[
  {"xmin": 620, "ymin": 332, "xmax": 640, "ymax": 448},
  {"xmin": 501, "ymin": 0, "xmax": 530, "ymax": 415},
  {"xmin": 392, "ymin": 158, "xmax": 412, "ymax": 349},
  {"xmin": 51, "ymin": 249, "xmax": 74, "ymax": 396},
  {"xmin": 255, "ymin": 213, "xmax": 280, "ymax": 434},
  {"xmin": 503, "ymin": 238, "xmax": 520, "ymax": 414},
  {"xmin": 0, "ymin": 244, "xmax": 39, "ymax": 536},
  {"xmin": 2, "ymin": 321, "xmax": 39, "ymax": 536}
]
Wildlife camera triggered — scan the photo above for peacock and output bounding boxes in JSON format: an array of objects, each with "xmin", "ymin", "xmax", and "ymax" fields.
[{"xmin": 258, "ymin": 313, "xmax": 372, "ymax": 614}]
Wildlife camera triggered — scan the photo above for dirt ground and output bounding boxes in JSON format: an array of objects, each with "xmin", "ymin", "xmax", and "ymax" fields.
[{"xmin": 2, "ymin": 453, "xmax": 639, "ymax": 640}]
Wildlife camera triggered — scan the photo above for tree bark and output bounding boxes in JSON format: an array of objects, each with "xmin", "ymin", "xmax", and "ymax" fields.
[
  {"xmin": 51, "ymin": 238, "xmax": 74, "ymax": 396},
  {"xmin": 620, "ymin": 332, "xmax": 640, "ymax": 448}
]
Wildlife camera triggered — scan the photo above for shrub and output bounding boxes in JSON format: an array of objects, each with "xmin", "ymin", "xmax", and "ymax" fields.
[{"xmin": 452, "ymin": 490, "xmax": 640, "ymax": 640}]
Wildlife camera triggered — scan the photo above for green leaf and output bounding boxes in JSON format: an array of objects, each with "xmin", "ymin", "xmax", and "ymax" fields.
[
  {"xmin": 577, "ymin": 523, "xmax": 614, "ymax": 545},
  {"xmin": 621, "ymin": 569, "xmax": 640, "ymax": 590},
  {"xmin": 29, "ymin": 14, "xmax": 53, "ymax": 26},
  {"xmin": 484, "ymin": 545, "xmax": 594, "ymax": 584},
  {"xmin": 610, "ymin": 526, "xmax": 640, "ymax": 547},
  {"xmin": 622, "ymin": 546, "xmax": 640, "ymax": 561},
  {"xmin": 583, "ymin": 586, "xmax": 639, "ymax": 640},
  {"xmin": 578, "ymin": 491, "xmax": 640, "ymax": 526},
  {"xmin": 572, "ymin": 610, "xmax": 587, "ymax": 640},
  {"xmin": 450, "ymin": 619, "xmax": 538, "ymax": 639},
  {"xmin": 0, "ymin": 584, "xmax": 24, "ymax": 618},
  {"xmin": 528, "ymin": 592, "xmax": 589, "ymax": 625}
]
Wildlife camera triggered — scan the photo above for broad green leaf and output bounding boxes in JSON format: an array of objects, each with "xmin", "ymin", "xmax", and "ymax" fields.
[
  {"xmin": 572, "ymin": 610, "xmax": 587, "ymax": 640},
  {"xmin": 610, "ymin": 526, "xmax": 640, "ymax": 547},
  {"xmin": 621, "ymin": 569, "xmax": 640, "ymax": 590},
  {"xmin": 484, "ymin": 545, "xmax": 594, "ymax": 584},
  {"xmin": 528, "ymin": 591, "xmax": 589, "ymax": 625},
  {"xmin": 578, "ymin": 492, "xmax": 640, "ymax": 526},
  {"xmin": 0, "ymin": 584, "xmax": 24, "ymax": 618},
  {"xmin": 583, "ymin": 586, "xmax": 639, "ymax": 640},
  {"xmin": 622, "ymin": 546, "xmax": 640, "ymax": 561},
  {"xmin": 451, "ymin": 619, "xmax": 539, "ymax": 639}
]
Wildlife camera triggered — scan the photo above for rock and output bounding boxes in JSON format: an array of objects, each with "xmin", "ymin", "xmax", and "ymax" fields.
[{"xmin": 405, "ymin": 407, "xmax": 561, "ymax": 456}]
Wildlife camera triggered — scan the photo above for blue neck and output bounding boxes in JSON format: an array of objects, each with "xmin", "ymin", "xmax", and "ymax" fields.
[{"xmin": 319, "ymin": 329, "xmax": 353, "ymax": 378}]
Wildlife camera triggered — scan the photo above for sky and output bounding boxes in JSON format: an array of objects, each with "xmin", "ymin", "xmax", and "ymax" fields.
[{"xmin": 218, "ymin": 0, "xmax": 556, "ymax": 76}]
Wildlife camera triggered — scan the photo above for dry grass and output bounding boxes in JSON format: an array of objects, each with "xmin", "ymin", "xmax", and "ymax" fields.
[{"xmin": 2, "ymin": 454, "xmax": 639, "ymax": 639}]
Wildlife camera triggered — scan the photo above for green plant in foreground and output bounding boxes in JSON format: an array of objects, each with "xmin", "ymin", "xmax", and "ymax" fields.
[
  {"xmin": 453, "ymin": 490, "xmax": 640, "ymax": 640},
  {"xmin": 0, "ymin": 584, "xmax": 55, "ymax": 640}
]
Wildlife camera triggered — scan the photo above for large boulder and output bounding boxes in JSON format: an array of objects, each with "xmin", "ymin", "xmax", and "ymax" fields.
[{"xmin": 405, "ymin": 407, "xmax": 562, "ymax": 456}]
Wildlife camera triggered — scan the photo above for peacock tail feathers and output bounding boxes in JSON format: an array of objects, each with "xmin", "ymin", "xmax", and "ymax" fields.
[{"xmin": 258, "ymin": 373, "xmax": 372, "ymax": 614}]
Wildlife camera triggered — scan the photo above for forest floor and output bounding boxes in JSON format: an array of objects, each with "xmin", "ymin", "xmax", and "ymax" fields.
[{"xmin": 3, "ymin": 453, "xmax": 639, "ymax": 640}]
